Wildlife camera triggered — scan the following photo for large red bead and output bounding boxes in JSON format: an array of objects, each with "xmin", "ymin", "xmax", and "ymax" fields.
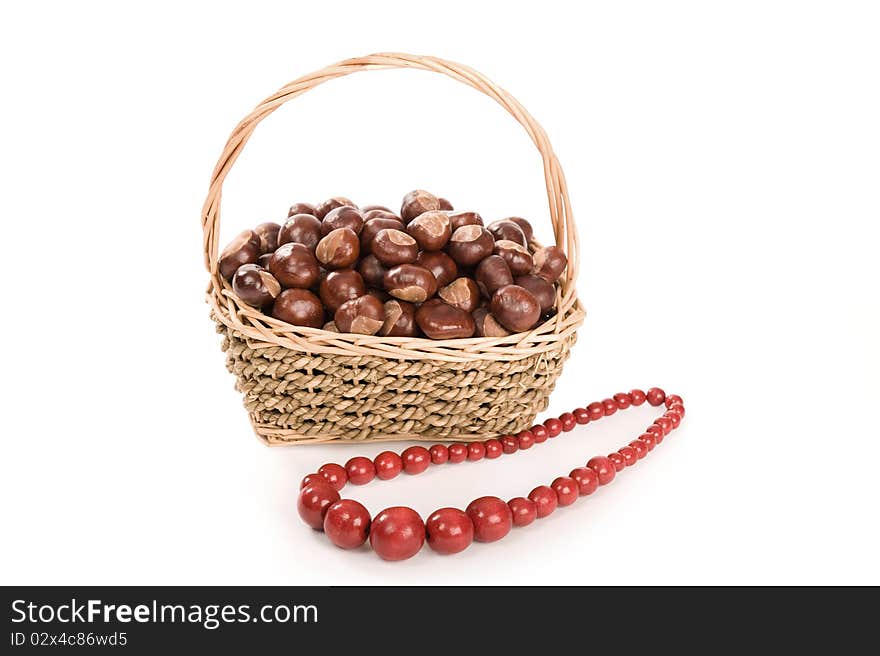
[
  {"xmin": 587, "ymin": 456, "xmax": 616, "ymax": 485},
  {"xmin": 559, "ymin": 412, "xmax": 577, "ymax": 432},
  {"xmin": 467, "ymin": 442, "xmax": 486, "ymax": 461},
  {"xmin": 484, "ymin": 439, "xmax": 503, "ymax": 459},
  {"xmin": 300, "ymin": 473, "xmax": 324, "ymax": 489},
  {"xmin": 607, "ymin": 452, "xmax": 626, "ymax": 472},
  {"xmin": 665, "ymin": 394, "xmax": 683, "ymax": 409},
  {"xmin": 508, "ymin": 497, "xmax": 538, "ymax": 527},
  {"xmin": 345, "ymin": 457, "xmax": 376, "ymax": 485},
  {"xmin": 602, "ymin": 398, "xmax": 618, "ymax": 416},
  {"xmin": 517, "ymin": 430, "xmax": 535, "ymax": 450},
  {"xmin": 569, "ymin": 467, "xmax": 599, "ymax": 495},
  {"xmin": 573, "ymin": 408, "xmax": 590, "ymax": 425},
  {"xmin": 429, "ymin": 444, "xmax": 449, "ymax": 465},
  {"xmin": 668, "ymin": 403, "xmax": 685, "ymax": 418},
  {"xmin": 323, "ymin": 499, "xmax": 371, "ymax": 549},
  {"xmin": 613, "ymin": 392, "xmax": 632, "ymax": 410},
  {"xmin": 665, "ymin": 411, "xmax": 682, "ymax": 429},
  {"xmin": 402, "ymin": 446, "xmax": 431, "ymax": 474},
  {"xmin": 466, "ymin": 496, "xmax": 513, "ymax": 542},
  {"xmin": 544, "ymin": 418, "xmax": 563, "ymax": 437},
  {"xmin": 530, "ymin": 424, "xmax": 549, "ymax": 443},
  {"xmin": 370, "ymin": 507, "xmax": 425, "ymax": 561},
  {"xmin": 374, "ymin": 451, "xmax": 403, "ymax": 480},
  {"xmin": 551, "ymin": 476, "xmax": 579, "ymax": 506},
  {"xmin": 653, "ymin": 417, "xmax": 673, "ymax": 436},
  {"xmin": 500, "ymin": 435, "xmax": 518, "ymax": 454},
  {"xmin": 630, "ymin": 389, "xmax": 647, "ymax": 406},
  {"xmin": 426, "ymin": 508, "xmax": 474, "ymax": 555},
  {"xmin": 448, "ymin": 443, "xmax": 468, "ymax": 463},
  {"xmin": 318, "ymin": 463, "xmax": 347, "ymax": 491},
  {"xmin": 646, "ymin": 387, "xmax": 666, "ymax": 406},
  {"xmin": 629, "ymin": 439, "xmax": 648, "ymax": 459},
  {"xmin": 645, "ymin": 424, "xmax": 664, "ymax": 444},
  {"xmin": 618, "ymin": 446, "xmax": 637, "ymax": 467},
  {"xmin": 528, "ymin": 485, "xmax": 558, "ymax": 518},
  {"xmin": 587, "ymin": 402, "xmax": 604, "ymax": 421},
  {"xmin": 297, "ymin": 482, "xmax": 340, "ymax": 530},
  {"xmin": 639, "ymin": 433, "xmax": 657, "ymax": 451}
]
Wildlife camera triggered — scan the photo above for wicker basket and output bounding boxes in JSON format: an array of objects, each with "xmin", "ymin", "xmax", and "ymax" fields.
[{"xmin": 202, "ymin": 53, "xmax": 585, "ymax": 445}]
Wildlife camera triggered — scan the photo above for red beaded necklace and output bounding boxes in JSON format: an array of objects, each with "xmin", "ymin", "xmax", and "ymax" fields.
[{"xmin": 297, "ymin": 387, "xmax": 684, "ymax": 560}]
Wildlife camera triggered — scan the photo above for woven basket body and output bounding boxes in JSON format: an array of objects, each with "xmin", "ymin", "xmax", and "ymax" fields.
[{"xmin": 203, "ymin": 53, "xmax": 585, "ymax": 445}]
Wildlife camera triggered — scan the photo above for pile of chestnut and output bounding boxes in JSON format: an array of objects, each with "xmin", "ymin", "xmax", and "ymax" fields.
[{"xmin": 217, "ymin": 190, "xmax": 567, "ymax": 339}]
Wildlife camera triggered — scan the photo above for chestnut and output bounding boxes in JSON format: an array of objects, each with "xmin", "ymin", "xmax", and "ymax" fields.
[
  {"xmin": 494, "ymin": 239, "xmax": 533, "ymax": 276},
  {"xmin": 506, "ymin": 216, "xmax": 534, "ymax": 243},
  {"xmin": 532, "ymin": 245, "xmax": 568, "ymax": 282},
  {"xmin": 357, "ymin": 254, "xmax": 388, "ymax": 288},
  {"xmin": 268, "ymin": 242, "xmax": 321, "ymax": 289},
  {"xmin": 515, "ymin": 274, "xmax": 556, "ymax": 313},
  {"xmin": 371, "ymin": 229, "xmax": 419, "ymax": 267},
  {"xmin": 407, "ymin": 210, "xmax": 452, "ymax": 251},
  {"xmin": 416, "ymin": 251, "xmax": 458, "ymax": 288},
  {"xmin": 380, "ymin": 300, "xmax": 417, "ymax": 337},
  {"xmin": 400, "ymin": 189, "xmax": 441, "ymax": 224},
  {"xmin": 232, "ymin": 264, "xmax": 281, "ymax": 307},
  {"xmin": 361, "ymin": 217, "xmax": 405, "ymax": 254},
  {"xmin": 474, "ymin": 255, "xmax": 513, "ymax": 298},
  {"xmin": 323, "ymin": 321, "xmax": 339, "ymax": 332},
  {"xmin": 490, "ymin": 285, "xmax": 541, "ymax": 333},
  {"xmin": 487, "ymin": 220, "xmax": 527, "ymax": 248},
  {"xmin": 218, "ymin": 230, "xmax": 261, "ymax": 279},
  {"xmin": 438, "ymin": 277, "xmax": 481, "ymax": 313},
  {"xmin": 473, "ymin": 307, "xmax": 510, "ymax": 338},
  {"xmin": 334, "ymin": 295, "xmax": 385, "ymax": 335},
  {"xmin": 319, "ymin": 269, "xmax": 366, "ymax": 313},
  {"xmin": 315, "ymin": 197, "xmax": 356, "ymax": 219},
  {"xmin": 447, "ymin": 211, "xmax": 483, "ymax": 232},
  {"xmin": 272, "ymin": 288, "xmax": 324, "ymax": 328},
  {"xmin": 279, "ymin": 214, "xmax": 322, "ymax": 252},
  {"xmin": 438, "ymin": 197, "xmax": 454, "ymax": 211},
  {"xmin": 288, "ymin": 202, "xmax": 317, "ymax": 217},
  {"xmin": 254, "ymin": 222, "xmax": 281, "ymax": 254},
  {"xmin": 315, "ymin": 228, "xmax": 360, "ymax": 269},
  {"xmin": 321, "ymin": 205, "xmax": 364, "ymax": 236},
  {"xmin": 362, "ymin": 209, "xmax": 401, "ymax": 222},
  {"xmin": 383, "ymin": 264, "xmax": 438, "ymax": 303},
  {"xmin": 415, "ymin": 299, "xmax": 475, "ymax": 339},
  {"xmin": 445, "ymin": 225, "xmax": 494, "ymax": 267}
]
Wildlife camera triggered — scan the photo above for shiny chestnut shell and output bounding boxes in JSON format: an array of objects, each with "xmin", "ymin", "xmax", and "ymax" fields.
[
  {"xmin": 232, "ymin": 264, "xmax": 281, "ymax": 307},
  {"xmin": 383, "ymin": 264, "xmax": 438, "ymax": 303},
  {"xmin": 415, "ymin": 299, "xmax": 476, "ymax": 339},
  {"xmin": 268, "ymin": 242, "xmax": 320, "ymax": 289},
  {"xmin": 489, "ymin": 284, "xmax": 541, "ymax": 333},
  {"xmin": 380, "ymin": 300, "xmax": 417, "ymax": 337},
  {"xmin": 319, "ymin": 269, "xmax": 366, "ymax": 313},
  {"xmin": 446, "ymin": 225, "xmax": 495, "ymax": 267},
  {"xmin": 279, "ymin": 214, "xmax": 322, "ymax": 252},
  {"xmin": 218, "ymin": 230, "xmax": 261, "ymax": 279},
  {"xmin": 416, "ymin": 251, "xmax": 458, "ymax": 288},
  {"xmin": 272, "ymin": 288, "xmax": 324, "ymax": 328}
]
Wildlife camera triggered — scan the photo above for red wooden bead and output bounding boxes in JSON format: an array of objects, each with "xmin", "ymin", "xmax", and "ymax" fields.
[
  {"xmin": 297, "ymin": 482, "xmax": 340, "ymax": 530},
  {"xmin": 654, "ymin": 417, "xmax": 673, "ymax": 436},
  {"xmin": 608, "ymin": 452, "xmax": 626, "ymax": 472},
  {"xmin": 300, "ymin": 473, "xmax": 324, "ymax": 489},
  {"xmin": 530, "ymin": 424, "xmax": 549, "ymax": 443},
  {"xmin": 466, "ymin": 496, "xmax": 513, "ymax": 542},
  {"xmin": 629, "ymin": 439, "xmax": 648, "ymax": 459},
  {"xmin": 587, "ymin": 456, "xmax": 616, "ymax": 485},
  {"xmin": 639, "ymin": 433, "xmax": 657, "ymax": 451},
  {"xmin": 508, "ymin": 497, "xmax": 538, "ymax": 527},
  {"xmin": 544, "ymin": 417, "xmax": 563, "ymax": 437},
  {"xmin": 370, "ymin": 506, "xmax": 425, "ymax": 561},
  {"xmin": 646, "ymin": 387, "xmax": 666, "ymax": 406},
  {"xmin": 426, "ymin": 507, "xmax": 474, "ymax": 555},
  {"xmin": 559, "ymin": 412, "xmax": 577, "ymax": 432},
  {"xmin": 500, "ymin": 435, "xmax": 518, "ymax": 454},
  {"xmin": 448, "ymin": 443, "xmax": 468, "ymax": 463},
  {"xmin": 645, "ymin": 424, "xmax": 664, "ymax": 444},
  {"xmin": 573, "ymin": 408, "xmax": 590, "ymax": 425},
  {"xmin": 602, "ymin": 398, "xmax": 618, "ymax": 416},
  {"xmin": 613, "ymin": 392, "xmax": 632, "ymax": 410},
  {"xmin": 344, "ymin": 457, "xmax": 376, "ymax": 486},
  {"xmin": 668, "ymin": 403, "xmax": 685, "ymax": 418},
  {"xmin": 528, "ymin": 485, "xmax": 558, "ymax": 518},
  {"xmin": 517, "ymin": 430, "xmax": 535, "ymax": 450},
  {"xmin": 484, "ymin": 439, "xmax": 503, "ymax": 459},
  {"xmin": 467, "ymin": 442, "xmax": 486, "ymax": 461},
  {"xmin": 323, "ymin": 499, "xmax": 371, "ymax": 549},
  {"xmin": 665, "ymin": 394, "xmax": 683, "ymax": 409},
  {"xmin": 374, "ymin": 451, "xmax": 403, "ymax": 480},
  {"xmin": 429, "ymin": 444, "xmax": 449, "ymax": 465},
  {"xmin": 665, "ymin": 411, "xmax": 682, "ymax": 429},
  {"xmin": 318, "ymin": 463, "xmax": 347, "ymax": 491},
  {"xmin": 569, "ymin": 467, "xmax": 599, "ymax": 496},
  {"xmin": 551, "ymin": 476, "xmax": 579, "ymax": 506},
  {"xmin": 402, "ymin": 446, "xmax": 431, "ymax": 475},
  {"xmin": 587, "ymin": 402, "xmax": 604, "ymax": 421},
  {"xmin": 630, "ymin": 389, "xmax": 647, "ymax": 406},
  {"xmin": 618, "ymin": 446, "xmax": 638, "ymax": 467}
]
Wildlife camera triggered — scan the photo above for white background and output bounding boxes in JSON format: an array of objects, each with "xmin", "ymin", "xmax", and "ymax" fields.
[{"xmin": 1, "ymin": 1, "xmax": 878, "ymax": 585}]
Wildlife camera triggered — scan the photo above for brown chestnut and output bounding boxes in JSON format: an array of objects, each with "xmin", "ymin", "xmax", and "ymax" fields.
[
  {"xmin": 407, "ymin": 210, "xmax": 452, "ymax": 251},
  {"xmin": 315, "ymin": 228, "xmax": 360, "ymax": 269},
  {"xmin": 474, "ymin": 255, "xmax": 514, "ymax": 298},
  {"xmin": 357, "ymin": 254, "xmax": 388, "ymax": 288},
  {"xmin": 380, "ymin": 300, "xmax": 417, "ymax": 337},
  {"xmin": 446, "ymin": 225, "xmax": 495, "ymax": 267},
  {"xmin": 400, "ymin": 189, "xmax": 440, "ymax": 224},
  {"xmin": 279, "ymin": 214, "xmax": 322, "ymax": 252},
  {"xmin": 361, "ymin": 217, "xmax": 405, "ymax": 254},
  {"xmin": 315, "ymin": 197, "xmax": 356, "ymax": 219},
  {"xmin": 319, "ymin": 269, "xmax": 366, "ymax": 313},
  {"xmin": 487, "ymin": 220, "xmax": 527, "ymax": 248},
  {"xmin": 532, "ymin": 245, "xmax": 568, "ymax": 282},
  {"xmin": 272, "ymin": 288, "xmax": 324, "ymax": 328},
  {"xmin": 268, "ymin": 242, "xmax": 321, "ymax": 289},
  {"xmin": 254, "ymin": 222, "xmax": 281, "ymax": 254},
  {"xmin": 438, "ymin": 277, "xmax": 481, "ymax": 313},
  {"xmin": 362, "ymin": 209, "xmax": 401, "ymax": 222},
  {"xmin": 218, "ymin": 230, "xmax": 261, "ymax": 279},
  {"xmin": 447, "ymin": 211, "xmax": 483, "ymax": 231},
  {"xmin": 232, "ymin": 264, "xmax": 281, "ymax": 307},
  {"xmin": 321, "ymin": 205, "xmax": 364, "ymax": 236},
  {"xmin": 288, "ymin": 202, "xmax": 317, "ymax": 218},
  {"xmin": 490, "ymin": 285, "xmax": 541, "ymax": 333},
  {"xmin": 415, "ymin": 299, "xmax": 475, "ymax": 339},
  {"xmin": 437, "ymin": 197, "xmax": 454, "ymax": 211},
  {"xmin": 371, "ymin": 229, "xmax": 419, "ymax": 267},
  {"xmin": 473, "ymin": 307, "xmax": 511, "ymax": 338},
  {"xmin": 506, "ymin": 216, "xmax": 534, "ymax": 243},
  {"xmin": 334, "ymin": 295, "xmax": 385, "ymax": 335},
  {"xmin": 383, "ymin": 264, "xmax": 438, "ymax": 303},
  {"xmin": 416, "ymin": 251, "xmax": 458, "ymax": 288},
  {"xmin": 494, "ymin": 239, "xmax": 533, "ymax": 276},
  {"xmin": 515, "ymin": 274, "xmax": 556, "ymax": 313}
]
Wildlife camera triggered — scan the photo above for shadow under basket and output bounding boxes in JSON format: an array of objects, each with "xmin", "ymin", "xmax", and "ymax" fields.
[{"xmin": 202, "ymin": 53, "xmax": 585, "ymax": 445}]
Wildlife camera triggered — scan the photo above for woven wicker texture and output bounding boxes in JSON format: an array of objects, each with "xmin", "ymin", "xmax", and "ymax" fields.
[{"xmin": 202, "ymin": 53, "xmax": 585, "ymax": 444}]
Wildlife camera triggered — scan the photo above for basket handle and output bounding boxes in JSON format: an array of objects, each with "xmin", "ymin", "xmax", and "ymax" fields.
[{"xmin": 201, "ymin": 52, "xmax": 579, "ymax": 287}]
